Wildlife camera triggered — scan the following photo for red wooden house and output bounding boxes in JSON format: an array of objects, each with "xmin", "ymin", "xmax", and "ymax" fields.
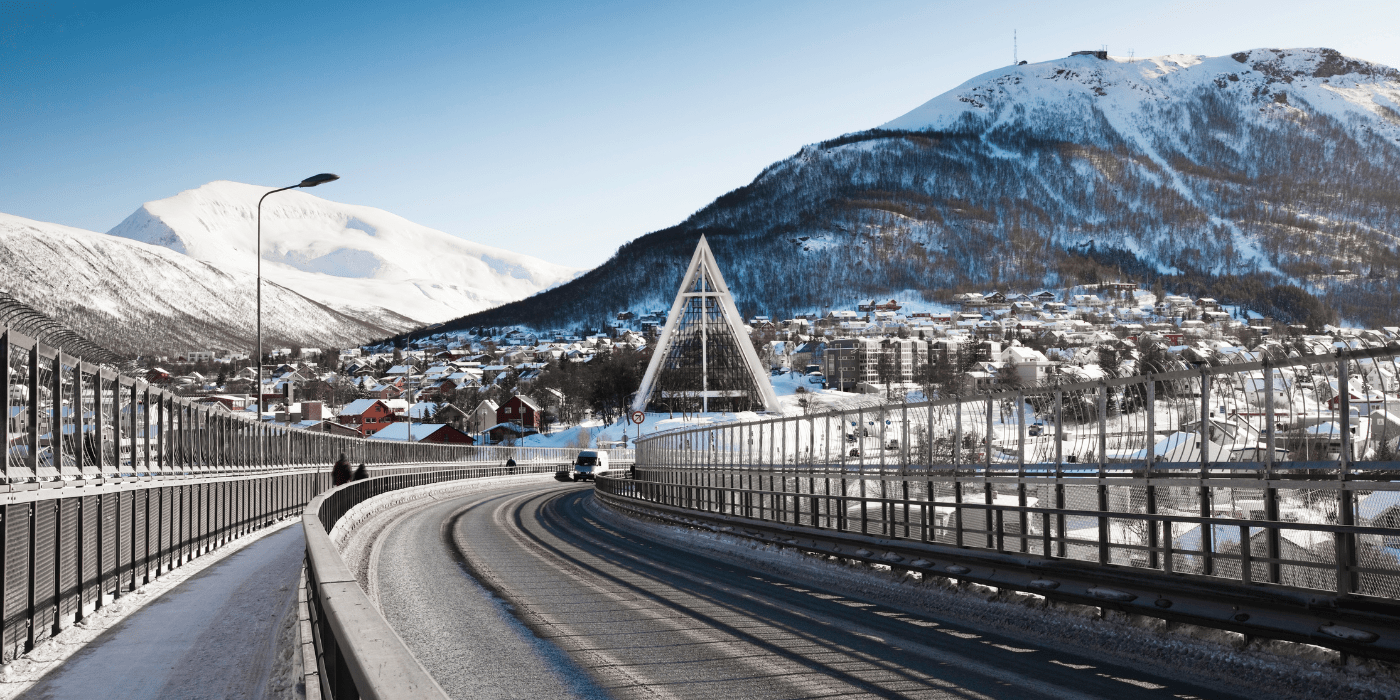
[
  {"xmin": 336, "ymin": 398, "xmax": 396, "ymax": 437},
  {"xmin": 496, "ymin": 394, "xmax": 542, "ymax": 433}
]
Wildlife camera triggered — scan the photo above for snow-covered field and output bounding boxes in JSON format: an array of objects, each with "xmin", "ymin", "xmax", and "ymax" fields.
[{"xmin": 520, "ymin": 370, "xmax": 889, "ymax": 449}]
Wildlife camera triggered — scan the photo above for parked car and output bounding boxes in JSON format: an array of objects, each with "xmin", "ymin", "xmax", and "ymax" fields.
[{"xmin": 807, "ymin": 372, "xmax": 824, "ymax": 384}]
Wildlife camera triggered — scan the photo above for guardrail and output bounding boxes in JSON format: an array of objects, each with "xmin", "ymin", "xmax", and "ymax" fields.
[
  {"xmin": 303, "ymin": 463, "xmax": 558, "ymax": 700},
  {"xmin": 617, "ymin": 347, "xmax": 1400, "ymax": 661}
]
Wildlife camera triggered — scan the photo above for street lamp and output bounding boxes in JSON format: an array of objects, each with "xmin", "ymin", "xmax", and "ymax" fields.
[{"xmin": 256, "ymin": 173, "xmax": 339, "ymax": 418}]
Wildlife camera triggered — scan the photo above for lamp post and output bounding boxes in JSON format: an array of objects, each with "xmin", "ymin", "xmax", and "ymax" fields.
[{"xmin": 256, "ymin": 173, "xmax": 339, "ymax": 421}]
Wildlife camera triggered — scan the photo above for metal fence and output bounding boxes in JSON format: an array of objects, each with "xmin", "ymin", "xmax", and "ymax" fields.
[
  {"xmin": 3, "ymin": 325, "xmax": 634, "ymax": 477},
  {"xmin": 0, "ymin": 468, "xmax": 323, "ymax": 663},
  {"xmin": 611, "ymin": 346, "xmax": 1400, "ymax": 658},
  {"xmin": 0, "ymin": 320, "xmax": 632, "ymax": 694}
]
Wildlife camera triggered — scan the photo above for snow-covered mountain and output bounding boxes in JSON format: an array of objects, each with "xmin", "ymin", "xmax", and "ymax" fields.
[
  {"xmin": 0, "ymin": 212, "xmax": 412, "ymax": 355},
  {"xmin": 437, "ymin": 47, "xmax": 1400, "ymax": 333},
  {"xmin": 108, "ymin": 181, "xmax": 583, "ymax": 326}
]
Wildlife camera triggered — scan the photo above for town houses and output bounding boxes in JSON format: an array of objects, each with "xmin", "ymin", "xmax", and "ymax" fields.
[{"xmin": 126, "ymin": 283, "xmax": 1400, "ymax": 446}]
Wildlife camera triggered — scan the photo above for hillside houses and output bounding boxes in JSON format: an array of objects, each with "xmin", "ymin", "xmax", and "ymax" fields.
[{"xmin": 129, "ymin": 277, "xmax": 1400, "ymax": 451}]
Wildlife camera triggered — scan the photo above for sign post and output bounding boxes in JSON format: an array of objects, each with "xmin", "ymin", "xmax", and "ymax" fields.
[{"xmin": 631, "ymin": 410, "xmax": 645, "ymax": 444}]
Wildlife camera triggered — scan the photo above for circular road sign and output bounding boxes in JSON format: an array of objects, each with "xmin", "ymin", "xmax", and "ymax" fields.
[{"xmin": 631, "ymin": 410, "xmax": 646, "ymax": 425}]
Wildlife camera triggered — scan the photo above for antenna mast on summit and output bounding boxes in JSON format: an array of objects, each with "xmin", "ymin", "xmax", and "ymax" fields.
[{"xmin": 1014, "ymin": 29, "xmax": 1017, "ymax": 65}]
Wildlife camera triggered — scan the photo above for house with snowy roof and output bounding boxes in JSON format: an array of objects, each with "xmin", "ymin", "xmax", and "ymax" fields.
[
  {"xmin": 368, "ymin": 422, "xmax": 474, "ymax": 444},
  {"xmin": 336, "ymin": 398, "xmax": 395, "ymax": 437}
]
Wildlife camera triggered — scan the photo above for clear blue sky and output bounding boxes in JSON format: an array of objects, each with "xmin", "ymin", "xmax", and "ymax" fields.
[{"xmin": 4, "ymin": 1, "xmax": 1397, "ymax": 268}]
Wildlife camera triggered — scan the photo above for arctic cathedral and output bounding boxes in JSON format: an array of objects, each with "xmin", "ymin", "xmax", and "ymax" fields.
[{"xmin": 630, "ymin": 236, "xmax": 779, "ymax": 415}]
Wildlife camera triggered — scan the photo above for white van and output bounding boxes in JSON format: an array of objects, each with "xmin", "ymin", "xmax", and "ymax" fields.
[{"xmin": 567, "ymin": 450, "xmax": 609, "ymax": 482}]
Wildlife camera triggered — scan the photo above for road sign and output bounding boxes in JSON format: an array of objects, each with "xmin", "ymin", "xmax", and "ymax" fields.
[{"xmin": 631, "ymin": 410, "xmax": 646, "ymax": 425}]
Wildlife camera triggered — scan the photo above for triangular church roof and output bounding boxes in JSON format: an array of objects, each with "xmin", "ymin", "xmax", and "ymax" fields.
[{"xmin": 631, "ymin": 235, "xmax": 780, "ymax": 414}]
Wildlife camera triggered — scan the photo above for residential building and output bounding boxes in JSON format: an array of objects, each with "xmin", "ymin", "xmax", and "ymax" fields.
[
  {"xmin": 469, "ymin": 400, "xmax": 499, "ymax": 434},
  {"xmin": 368, "ymin": 422, "xmax": 475, "ymax": 444},
  {"xmin": 336, "ymin": 398, "xmax": 395, "ymax": 437},
  {"xmin": 497, "ymin": 395, "xmax": 543, "ymax": 432}
]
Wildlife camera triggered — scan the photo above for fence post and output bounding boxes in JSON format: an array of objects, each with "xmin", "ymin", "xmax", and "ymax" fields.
[
  {"xmin": 25, "ymin": 502, "xmax": 36, "ymax": 652},
  {"xmin": 1016, "ymin": 389, "xmax": 1027, "ymax": 552},
  {"xmin": 1263, "ymin": 357, "xmax": 1281, "ymax": 583},
  {"xmin": 984, "ymin": 394, "xmax": 993, "ymax": 473},
  {"xmin": 984, "ymin": 394, "xmax": 994, "ymax": 549},
  {"xmin": 1016, "ymin": 390, "xmax": 1025, "ymax": 471},
  {"xmin": 74, "ymin": 364, "xmax": 86, "ymax": 474},
  {"xmin": 1338, "ymin": 356, "xmax": 1352, "ymax": 475},
  {"xmin": 949, "ymin": 398, "xmax": 960, "ymax": 473},
  {"xmin": 1054, "ymin": 388, "xmax": 1063, "ymax": 474},
  {"xmin": 0, "ymin": 329, "xmax": 8, "ymax": 480},
  {"xmin": 1338, "ymin": 488, "xmax": 1357, "ymax": 595},
  {"xmin": 51, "ymin": 352, "xmax": 63, "ymax": 478},
  {"xmin": 129, "ymin": 380, "xmax": 138, "ymax": 477},
  {"xmin": 1199, "ymin": 367, "xmax": 1214, "ymax": 575},
  {"xmin": 1145, "ymin": 374, "xmax": 1159, "ymax": 570},
  {"xmin": 28, "ymin": 344, "xmax": 40, "ymax": 475},
  {"xmin": 142, "ymin": 386, "xmax": 152, "ymax": 474},
  {"xmin": 1097, "ymin": 379, "xmax": 1108, "ymax": 475}
]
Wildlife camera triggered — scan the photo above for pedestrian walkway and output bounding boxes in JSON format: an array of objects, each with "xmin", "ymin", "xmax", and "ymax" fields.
[{"xmin": 15, "ymin": 523, "xmax": 305, "ymax": 700}]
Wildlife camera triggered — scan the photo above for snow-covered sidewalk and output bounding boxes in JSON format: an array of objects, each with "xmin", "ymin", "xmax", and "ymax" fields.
[{"xmin": 6, "ymin": 520, "xmax": 305, "ymax": 700}]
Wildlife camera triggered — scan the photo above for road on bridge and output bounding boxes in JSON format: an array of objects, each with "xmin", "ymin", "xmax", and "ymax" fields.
[{"xmin": 373, "ymin": 479, "xmax": 1248, "ymax": 700}]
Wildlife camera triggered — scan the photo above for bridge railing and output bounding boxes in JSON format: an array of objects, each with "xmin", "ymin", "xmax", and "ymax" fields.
[
  {"xmin": 610, "ymin": 346, "xmax": 1400, "ymax": 660},
  {"xmin": 3, "ymin": 325, "xmax": 631, "ymax": 477}
]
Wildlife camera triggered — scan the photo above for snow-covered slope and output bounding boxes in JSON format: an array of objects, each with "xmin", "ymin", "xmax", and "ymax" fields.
[
  {"xmin": 108, "ymin": 181, "xmax": 584, "ymax": 325},
  {"xmin": 883, "ymin": 48, "xmax": 1400, "ymax": 137},
  {"xmin": 439, "ymin": 47, "xmax": 1400, "ymax": 332},
  {"xmin": 0, "ymin": 212, "xmax": 412, "ymax": 355}
]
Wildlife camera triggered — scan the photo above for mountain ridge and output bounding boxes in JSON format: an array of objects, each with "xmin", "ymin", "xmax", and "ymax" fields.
[
  {"xmin": 0, "ymin": 211, "xmax": 412, "ymax": 355},
  {"xmin": 414, "ymin": 47, "xmax": 1400, "ymax": 337}
]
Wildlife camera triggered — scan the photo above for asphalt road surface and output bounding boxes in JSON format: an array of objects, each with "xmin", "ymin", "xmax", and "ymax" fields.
[{"xmin": 374, "ymin": 479, "xmax": 1250, "ymax": 700}]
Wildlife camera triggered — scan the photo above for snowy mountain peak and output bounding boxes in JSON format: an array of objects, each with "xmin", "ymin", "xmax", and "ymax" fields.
[
  {"xmin": 0, "ymin": 211, "xmax": 407, "ymax": 354},
  {"xmin": 882, "ymin": 47, "xmax": 1400, "ymax": 139},
  {"xmin": 108, "ymin": 181, "xmax": 584, "ymax": 324}
]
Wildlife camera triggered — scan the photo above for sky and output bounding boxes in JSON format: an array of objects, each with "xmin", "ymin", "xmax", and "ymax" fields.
[{"xmin": 4, "ymin": 0, "xmax": 1399, "ymax": 269}]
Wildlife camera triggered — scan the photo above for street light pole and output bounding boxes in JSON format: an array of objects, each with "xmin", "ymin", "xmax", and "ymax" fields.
[{"xmin": 256, "ymin": 173, "xmax": 340, "ymax": 423}]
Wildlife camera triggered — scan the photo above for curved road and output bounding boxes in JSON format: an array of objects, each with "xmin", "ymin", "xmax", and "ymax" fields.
[{"xmin": 373, "ymin": 479, "xmax": 1248, "ymax": 700}]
